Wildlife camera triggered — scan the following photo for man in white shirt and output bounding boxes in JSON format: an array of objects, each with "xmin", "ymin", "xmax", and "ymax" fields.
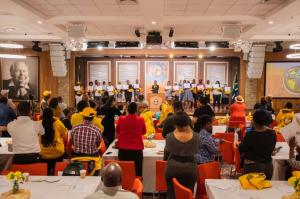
[
  {"xmin": 107, "ymin": 82, "xmax": 115, "ymax": 96},
  {"xmin": 7, "ymin": 101, "xmax": 44, "ymax": 164},
  {"xmin": 85, "ymin": 162, "xmax": 138, "ymax": 199}
]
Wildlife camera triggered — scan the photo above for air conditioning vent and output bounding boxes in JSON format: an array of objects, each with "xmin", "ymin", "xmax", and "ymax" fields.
[{"xmin": 117, "ymin": 0, "xmax": 138, "ymax": 5}]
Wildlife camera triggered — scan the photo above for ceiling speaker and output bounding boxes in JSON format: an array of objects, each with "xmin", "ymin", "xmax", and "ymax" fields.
[{"xmin": 221, "ymin": 24, "xmax": 241, "ymax": 39}]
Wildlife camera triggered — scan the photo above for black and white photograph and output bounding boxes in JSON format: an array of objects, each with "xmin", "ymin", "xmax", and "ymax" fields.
[{"xmin": 1, "ymin": 56, "xmax": 39, "ymax": 101}]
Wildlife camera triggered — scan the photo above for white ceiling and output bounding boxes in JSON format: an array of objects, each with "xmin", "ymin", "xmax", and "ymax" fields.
[{"xmin": 0, "ymin": 0, "xmax": 300, "ymax": 42}]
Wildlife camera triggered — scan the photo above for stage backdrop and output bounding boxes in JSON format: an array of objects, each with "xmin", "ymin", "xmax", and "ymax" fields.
[
  {"xmin": 145, "ymin": 61, "xmax": 169, "ymax": 97},
  {"xmin": 265, "ymin": 62, "xmax": 300, "ymax": 98},
  {"xmin": 174, "ymin": 61, "xmax": 198, "ymax": 82},
  {"xmin": 116, "ymin": 61, "xmax": 140, "ymax": 84},
  {"xmin": 1, "ymin": 57, "xmax": 39, "ymax": 101}
]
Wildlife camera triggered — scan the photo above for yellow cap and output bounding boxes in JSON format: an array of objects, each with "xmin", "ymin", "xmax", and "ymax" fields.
[
  {"xmin": 43, "ymin": 90, "xmax": 52, "ymax": 97},
  {"xmin": 76, "ymin": 90, "xmax": 83, "ymax": 95},
  {"xmin": 81, "ymin": 107, "xmax": 96, "ymax": 118}
]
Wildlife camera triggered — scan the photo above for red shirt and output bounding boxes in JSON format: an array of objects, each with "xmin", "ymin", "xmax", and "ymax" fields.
[
  {"xmin": 229, "ymin": 102, "xmax": 246, "ymax": 119},
  {"xmin": 116, "ymin": 114, "xmax": 146, "ymax": 150}
]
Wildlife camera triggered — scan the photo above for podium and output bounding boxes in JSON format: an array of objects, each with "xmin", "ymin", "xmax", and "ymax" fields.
[{"xmin": 147, "ymin": 93, "xmax": 165, "ymax": 112}]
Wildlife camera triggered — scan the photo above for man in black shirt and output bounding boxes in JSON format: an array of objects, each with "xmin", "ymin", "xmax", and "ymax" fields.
[{"xmin": 193, "ymin": 97, "xmax": 215, "ymax": 122}]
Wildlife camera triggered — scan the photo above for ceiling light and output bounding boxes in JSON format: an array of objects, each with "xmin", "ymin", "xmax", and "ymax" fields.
[
  {"xmin": 151, "ymin": 21, "xmax": 156, "ymax": 25},
  {"xmin": 289, "ymin": 44, "xmax": 300, "ymax": 49},
  {"xmin": 37, "ymin": 20, "xmax": 43, "ymax": 24},
  {"xmin": 198, "ymin": 54, "xmax": 203, "ymax": 59},
  {"xmin": 0, "ymin": 54, "xmax": 26, "ymax": 59},
  {"xmin": 0, "ymin": 43, "xmax": 23, "ymax": 49},
  {"xmin": 97, "ymin": 45, "xmax": 103, "ymax": 50},
  {"xmin": 268, "ymin": 20, "xmax": 274, "ymax": 24},
  {"xmin": 286, "ymin": 53, "xmax": 300, "ymax": 59},
  {"xmin": 169, "ymin": 54, "xmax": 174, "ymax": 59},
  {"xmin": 208, "ymin": 45, "xmax": 216, "ymax": 51}
]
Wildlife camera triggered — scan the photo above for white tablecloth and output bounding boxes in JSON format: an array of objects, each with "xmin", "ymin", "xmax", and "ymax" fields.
[
  {"xmin": 272, "ymin": 142, "xmax": 289, "ymax": 180},
  {"xmin": 103, "ymin": 140, "xmax": 165, "ymax": 193},
  {"xmin": 0, "ymin": 176, "xmax": 99, "ymax": 199},
  {"xmin": 206, "ymin": 179, "xmax": 294, "ymax": 199},
  {"xmin": 0, "ymin": 138, "xmax": 13, "ymax": 172}
]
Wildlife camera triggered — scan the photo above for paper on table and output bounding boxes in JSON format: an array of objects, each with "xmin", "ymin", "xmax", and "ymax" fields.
[
  {"xmin": 275, "ymin": 184, "xmax": 294, "ymax": 193},
  {"xmin": 72, "ymin": 183, "xmax": 97, "ymax": 193},
  {"xmin": 280, "ymin": 113, "xmax": 300, "ymax": 142},
  {"xmin": 207, "ymin": 179, "xmax": 239, "ymax": 190}
]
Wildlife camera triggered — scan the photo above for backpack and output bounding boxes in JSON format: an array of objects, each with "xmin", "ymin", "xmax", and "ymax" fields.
[{"xmin": 62, "ymin": 162, "xmax": 85, "ymax": 176}]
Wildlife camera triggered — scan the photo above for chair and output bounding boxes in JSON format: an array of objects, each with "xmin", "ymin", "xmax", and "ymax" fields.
[
  {"xmin": 154, "ymin": 133, "xmax": 164, "ymax": 140},
  {"xmin": 99, "ymin": 139, "xmax": 107, "ymax": 156},
  {"xmin": 213, "ymin": 133, "xmax": 234, "ymax": 143},
  {"xmin": 172, "ymin": 178, "xmax": 194, "ymax": 199},
  {"xmin": 155, "ymin": 128, "xmax": 163, "ymax": 134},
  {"xmin": 104, "ymin": 160, "xmax": 136, "ymax": 191},
  {"xmin": 155, "ymin": 160, "xmax": 167, "ymax": 197},
  {"xmin": 10, "ymin": 163, "xmax": 48, "ymax": 176},
  {"xmin": 220, "ymin": 141, "xmax": 234, "ymax": 176},
  {"xmin": 54, "ymin": 162, "xmax": 68, "ymax": 176},
  {"xmin": 131, "ymin": 178, "xmax": 143, "ymax": 199},
  {"xmin": 276, "ymin": 133, "xmax": 285, "ymax": 142},
  {"xmin": 196, "ymin": 161, "xmax": 221, "ymax": 199},
  {"xmin": 233, "ymin": 145, "xmax": 243, "ymax": 176}
]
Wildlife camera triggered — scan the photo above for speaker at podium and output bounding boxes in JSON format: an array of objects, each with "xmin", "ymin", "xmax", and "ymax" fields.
[{"xmin": 147, "ymin": 93, "xmax": 165, "ymax": 112}]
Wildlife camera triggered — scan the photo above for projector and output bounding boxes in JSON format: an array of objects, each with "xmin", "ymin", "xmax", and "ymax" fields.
[
  {"xmin": 115, "ymin": 41, "xmax": 139, "ymax": 48},
  {"xmin": 146, "ymin": 31, "xmax": 162, "ymax": 45},
  {"xmin": 87, "ymin": 41, "xmax": 109, "ymax": 48},
  {"xmin": 174, "ymin": 41, "xmax": 198, "ymax": 48}
]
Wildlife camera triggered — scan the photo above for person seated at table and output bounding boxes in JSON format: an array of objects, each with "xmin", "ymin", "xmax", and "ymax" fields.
[
  {"xmin": 85, "ymin": 162, "xmax": 138, "ymax": 199},
  {"xmin": 71, "ymin": 100, "xmax": 104, "ymax": 132},
  {"xmin": 49, "ymin": 97, "xmax": 62, "ymax": 119},
  {"xmin": 0, "ymin": 97, "xmax": 16, "ymax": 137},
  {"xmin": 71, "ymin": 107, "xmax": 102, "ymax": 157},
  {"xmin": 238, "ymin": 109, "xmax": 276, "ymax": 180},
  {"xmin": 98, "ymin": 96, "xmax": 122, "ymax": 148},
  {"xmin": 7, "ymin": 101, "xmax": 44, "ymax": 164},
  {"xmin": 288, "ymin": 136, "xmax": 300, "ymax": 171},
  {"xmin": 161, "ymin": 101, "xmax": 184, "ymax": 138},
  {"xmin": 229, "ymin": 95, "xmax": 246, "ymax": 121},
  {"xmin": 159, "ymin": 97, "xmax": 174, "ymax": 123},
  {"xmin": 192, "ymin": 97, "xmax": 215, "ymax": 124},
  {"xmin": 164, "ymin": 112, "xmax": 199, "ymax": 199},
  {"xmin": 194, "ymin": 115, "xmax": 218, "ymax": 164},
  {"xmin": 276, "ymin": 102, "xmax": 294, "ymax": 128},
  {"xmin": 116, "ymin": 102, "xmax": 146, "ymax": 176},
  {"xmin": 40, "ymin": 108, "xmax": 68, "ymax": 175},
  {"xmin": 138, "ymin": 102, "xmax": 155, "ymax": 137}
]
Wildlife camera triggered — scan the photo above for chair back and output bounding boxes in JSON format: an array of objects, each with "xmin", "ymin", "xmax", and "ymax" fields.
[
  {"xmin": 11, "ymin": 163, "xmax": 48, "ymax": 176},
  {"xmin": 156, "ymin": 160, "xmax": 167, "ymax": 192},
  {"xmin": 104, "ymin": 160, "xmax": 136, "ymax": 191},
  {"xmin": 233, "ymin": 145, "xmax": 243, "ymax": 173},
  {"xmin": 54, "ymin": 162, "xmax": 68, "ymax": 176},
  {"xmin": 221, "ymin": 141, "xmax": 234, "ymax": 164},
  {"xmin": 155, "ymin": 128, "xmax": 163, "ymax": 134},
  {"xmin": 213, "ymin": 133, "xmax": 234, "ymax": 143},
  {"xmin": 154, "ymin": 133, "xmax": 164, "ymax": 140},
  {"xmin": 99, "ymin": 139, "xmax": 107, "ymax": 156},
  {"xmin": 131, "ymin": 178, "xmax": 143, "ymax": 199},
  {"xmin": 276, "ymin": 133, "xmax": 285, "ymax": 142},
  {"xmin": 172, "ymin": 178, "xmax": 194, "ymax": 199},
  {"xmin": 197, "ymin": 161, "xmax": 221, "ymax": 198}
]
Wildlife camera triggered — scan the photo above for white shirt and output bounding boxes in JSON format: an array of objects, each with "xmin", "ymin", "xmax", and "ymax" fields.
[
  {"xmin": 7, "ymin": 116, "xmax": 44, "ymax": 154},
  {"xmin": 94, "ymin": 85, "xmax": 103, "ymax": 97},
  {"xmin": 85, "ymin": 186, "xmax": 138, "ymax": 199}
]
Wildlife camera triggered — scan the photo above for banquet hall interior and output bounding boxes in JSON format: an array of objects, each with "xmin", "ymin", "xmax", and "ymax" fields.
[{"xmin": 1, "ymin": 0, "xmax": 300, "ymax": 198}]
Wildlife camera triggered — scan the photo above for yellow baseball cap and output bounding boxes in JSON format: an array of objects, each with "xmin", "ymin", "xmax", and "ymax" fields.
[
  {"xmin": 81, "ymin": 107, "xmax": 96, "ymax": 118},
  {"xmin": 43, "ymin": 90, "xmax": 52, "ymax": 97},
  {"xmin": 76, "ymin": 90, "xmax": 83, "ymax": 95}
]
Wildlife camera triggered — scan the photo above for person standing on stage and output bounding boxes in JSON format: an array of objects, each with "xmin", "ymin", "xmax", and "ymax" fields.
[
  {"xmin": 94, "ymin": 81, "xmax": 102, "ymax": 106},
  {"xmin": 172, "ymin": 82, "xmax": 180, "ymax": 101},
  {"xmin": 196, "ymin": 79, "xmax": 205, "ymax": 103},
  {"xmin": 165, "ymin": 81, "xmax": 172, "ymax": 100},
  {"xmin": 182, "ymin": 80, "xmax": 194, "ymax": 111},
  {"xmin": 102, "ymin": 81, "xmax": 107, "ymax": 92},
  {"xmin": 191, "ymin": 79, "xmax": 197, "ymax": 109},
  {"xmin": 222, "ymin": 83, "xmax": 231, "ymax": 111},
  {"xmin": 151, "ymin": 80, "xmax": 159, "ymax": 94},
  {"xmin": 212, "ymin": 81, "xmax": 222, "ymax": 112},
  {"xmin": 107, "ymin": 82, "xmax": 115, "ymax": 97},
  {"xmin": 205, "ymin": 80, "xmax": 212, "ymax": 104},
  {"xmin": 125, "ymin": 80, "xmax": 134, "ymax": 103},
  {"xmin": 116, "ymin": 81, "xmax": 123, "ymax": 103},
  {"xmin": 133, "ymin": 79, "xmax": 141, "ymax": 101},
  {"xmin": 87, "ymin": 81, "xmax": 94, "ymax": 100},
  {"xmin": 179, "ymin": 80, "xmax": 184, "ymax": 101}
]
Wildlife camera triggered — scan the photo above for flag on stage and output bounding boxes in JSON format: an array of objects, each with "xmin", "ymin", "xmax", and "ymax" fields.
[{"xmin": 232, "ymin": 73, "xmax": 239, "ymax": 103}]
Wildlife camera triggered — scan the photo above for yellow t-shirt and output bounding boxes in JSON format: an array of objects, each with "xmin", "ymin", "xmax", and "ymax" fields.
[
  {"xmin": 71, "ymin": 113, "xmax": 104, "ymax": 133},
  {"xmin": 39, "ymin": 119, "xmax": 68, "ymax": 159},
  {"xmin": 160, "ymin": 102, "xmax": 174, "ymax": 123},
  {"xmin": 276, "ymin": 108, "xmax": 295, "ymax": 128},
  {"xmin": 140, "ymin": 109, "xmax": 155, "ymax": 137}
]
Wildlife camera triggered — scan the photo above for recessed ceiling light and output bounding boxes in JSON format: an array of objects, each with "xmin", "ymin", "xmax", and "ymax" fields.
[
  {"xmin": 198, "ymin": 54, "xmax": 203, "ymax": 59},
  {"xmin": 208, "ymin": 45, "xmax": 216, "ymax": 51},
  {"xmin": 1, "ymin": 26, "xmax": 17, "ymax": 32},
  {"xmin": 0, "ymin": 54, "xmax": 26, "ymax": 59},
  {"xmin": 169, "ymin": 54, "xmax": 174, "ymax": 59},
  {"xmin": 0, "ymin": 43, "xmax": 23, "ymax": 49},
  {"xmin": 151, "ymin": 21, "xmax": 156, "ymax": 25},
  {"xmin": 268, "ymin": 20, "xmax": 274, "ymax": 24},
  {"xmin": 37, "ymin": 20, "xmax": 43, "ymax": 24},
  {"xmin": 97, "ymin": 45, "xmax": 103, "ymax": 50},
  {"xmin": 287, "ymin": 53, "xmax": 300, "ymax": 59},
  {"xmin": 289, "ymin": 44, "xmax": 300, "ymax": 49}
]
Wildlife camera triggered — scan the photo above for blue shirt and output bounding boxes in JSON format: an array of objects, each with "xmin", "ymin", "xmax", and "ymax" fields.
[
  {"xmin": 0, "ymin": 103, "xmax": 16, "ymax": 126},
  {"xmin": 195, "ymin": 129, "xmax": 218, "ymax": 164}
]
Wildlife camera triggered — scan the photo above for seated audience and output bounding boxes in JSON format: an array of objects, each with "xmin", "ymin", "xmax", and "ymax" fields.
[
  {"xmin": 7, "ymin": 102, "xmax": 44, "ymax": 164},
  {"xmin": 49, "ymin": 97, "xmax": 61, "ymax": 118},
  {"xmin": 161, "ymin": 101, "xmax": 184, "ymax": 138},
  {"xmin": 116, "ymin": 102, "xmax": 146, "ymax": 176},
  {"xmin": 193, "ymin": 97, "xmax": 215, "ymax": 124},
  {"xmin": 194, "ymin": 115, "xmax": 218, "ymax": 164},
  {"xmin": 61, "ymin": 108, "xmax": 73, "ymax": 130},
  {"xmin": 139, "ymin": 102, "xmax": 155, "ymax": 137},
  {"xmin": 71, "ymin": 107, "xmax": 102, "ymax": 157},
  {"xmin": 71, "ymin": 100, "xmax": 104, "ymax": 132},
  {"xmin": 40, "ymin": 108, "xmax": 68, "ymax": 175},
  {"xmin": 0, "ymin": 97, "xmax": 17, "ymax": 137},
  {"xmin": 98, "ymin": 96, "xmax": 121, "ymax": 148},
  {"xmin": 238, "ymin": 109, "xmax": 276, "ymax": 180},
  {"xmin": 276, "ymin": 102, "xmax": 294, "ymax": 128},
  {"xmin": 85, "ymin": 162, "xmax": 138, "ymax": 199},
  {"xmin": 163, "ymin": 112, "xmax": 199, "ymax": 199},
  {"xmin": 229, "ymin": 95, "xmax": 246, "ymax": 121}
]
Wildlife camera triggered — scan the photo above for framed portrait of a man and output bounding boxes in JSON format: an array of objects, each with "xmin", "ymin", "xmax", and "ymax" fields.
[{"xmin": 1, "ymin": 56, "xmax": 39, "ymax": 101}]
